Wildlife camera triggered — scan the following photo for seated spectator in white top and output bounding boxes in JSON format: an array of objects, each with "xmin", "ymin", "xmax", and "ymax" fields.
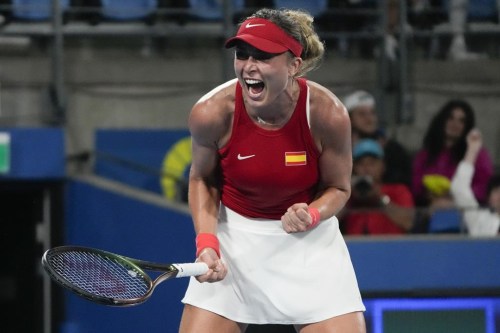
[{"xmin": 450, "ymin": 129, "xmax": 500, "ymax": 236}]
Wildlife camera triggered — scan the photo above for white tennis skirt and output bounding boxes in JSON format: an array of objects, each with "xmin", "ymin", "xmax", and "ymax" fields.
[{"xmin": 182, "ymin": 204, "xmax": 365, "ymax": 325}]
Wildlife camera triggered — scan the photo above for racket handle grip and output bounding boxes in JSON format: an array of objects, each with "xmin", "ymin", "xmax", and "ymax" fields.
[{"xmin": 173, "ymin": 263, "xmax": 209, "ymax": 278}]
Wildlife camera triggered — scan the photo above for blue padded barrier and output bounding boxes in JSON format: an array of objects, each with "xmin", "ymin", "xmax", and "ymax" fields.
[
  {"xmin": 0, "ymin": 127, "xmax": 65, "ymax": 179},
  {"xmin": 63, "ymin": 178, "xmax": 194, "ymax": 333},
  {"xmin": 61, "ymin": 177, "xmax": 500, "ymax": 332}
]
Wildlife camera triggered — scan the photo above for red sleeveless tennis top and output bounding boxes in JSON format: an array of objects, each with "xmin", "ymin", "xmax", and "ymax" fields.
[{"xmin": 218, "ymin": 78, "xmax": 320, "ymax": 219}]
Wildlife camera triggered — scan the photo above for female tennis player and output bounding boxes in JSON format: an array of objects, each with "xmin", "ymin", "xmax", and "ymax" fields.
[{"xmin": 179, "ymin": 8, "xmax": 366, "ymax": 333}]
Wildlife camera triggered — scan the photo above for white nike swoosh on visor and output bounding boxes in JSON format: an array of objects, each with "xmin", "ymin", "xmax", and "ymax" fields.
[
  {"xmin": 237, "ymin": 154, "xmax": 256, "ymax": 160},
  {"xmin": 245, "ymin": 23, "xmax": 265, "ymax": 28}
]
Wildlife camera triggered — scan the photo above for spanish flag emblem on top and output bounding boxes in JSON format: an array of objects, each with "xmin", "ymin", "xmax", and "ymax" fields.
[{"xmin": 285, "ymin": 151, "xmax": 307, "ymax": 166}]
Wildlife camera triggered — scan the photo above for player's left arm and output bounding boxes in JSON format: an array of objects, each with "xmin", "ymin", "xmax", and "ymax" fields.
[
  {"xmin": 281, "ymin": 83, "xmax": 352, "ymax": 233},
  {"xmin": 308, "ymin": 83, "xmax": 353, "ymax": 219}
]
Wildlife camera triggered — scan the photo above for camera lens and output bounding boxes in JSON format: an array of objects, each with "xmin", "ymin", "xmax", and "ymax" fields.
[{"xmin": 354, "ymin": 177, "xmax": 372, "ymax": 195}]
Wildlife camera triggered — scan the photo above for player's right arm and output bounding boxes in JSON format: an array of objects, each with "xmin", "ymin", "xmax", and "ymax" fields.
[
  {"xmin": 188, "ymin": 104, "xmax": 222, "ymax": 236},
  {"xmin": 187, "ymin": 81, "xmax": 235, "ymax": 282}
]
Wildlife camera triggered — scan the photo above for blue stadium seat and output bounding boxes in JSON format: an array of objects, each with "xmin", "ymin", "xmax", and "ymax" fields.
[
  {"xmin": 442, "ymin": 0, "xmax": 498, "ymax": 21},
  {"xmin": 100, "ymin": 0, "xmax": 158, "ymax": 21},
  {"xmin": 273, "ymin": 0, "xmax": 327, "ymax": 17},
  {"xmin": 188, "ymin": 0, "xmax": 244, "ymax": 21},
  {"xmin": 467, "ymin": 0, "xmax": 498, "ymax": 20},
  {"xmin": 11, "ymin": 0, "xmax": 70, "ymax": 21},
  {"xmin": 428, "ymin": 209, "xmax": 462, "ymax": 233}
]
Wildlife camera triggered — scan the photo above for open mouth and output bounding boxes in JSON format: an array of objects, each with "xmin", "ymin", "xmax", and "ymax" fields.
[{"xmin": 245, "ymin": 79, "xmax": 265, "ymax": 95}]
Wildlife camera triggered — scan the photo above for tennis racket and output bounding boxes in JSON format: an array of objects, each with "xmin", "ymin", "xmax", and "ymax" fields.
[{"xmin": 41, "ymin": 245, "xmax": 208, "ymax": 306}]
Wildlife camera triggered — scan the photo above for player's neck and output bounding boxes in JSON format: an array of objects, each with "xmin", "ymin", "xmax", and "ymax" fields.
[{"xmin": 249, "ymin": 80, "xmax": 299, "ymax": 127}]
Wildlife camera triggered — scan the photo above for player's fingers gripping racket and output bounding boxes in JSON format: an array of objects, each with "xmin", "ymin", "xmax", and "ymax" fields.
[{"xmin": 42, "ymin": 246, "xmax": 208, "ymax": 306}]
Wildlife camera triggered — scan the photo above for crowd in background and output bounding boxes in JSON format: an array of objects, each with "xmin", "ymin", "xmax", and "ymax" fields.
[
  {"xmin": 0, "ymin": 0, "xmax": 498, "ymax": 237},
  {"xmin": 0, "ymin": 0, "xmax": 499, "ymax": 62},
  {"xmin": 312, "ymin": 0, "xmax": 500, "ymax": 60},
  {"xmin": 339, "ymin": 90, "xmax": 500, "ymax": 237}
]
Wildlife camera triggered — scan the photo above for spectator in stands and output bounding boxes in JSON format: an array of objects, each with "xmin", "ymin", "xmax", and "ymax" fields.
[
  {"xmin": 384, "ymin": 0, "xmax": 404, "ymax": 61},
  {"xmin": 411, "ymin": 99, "xmax": 493, "ymax": 207},
  {"xmin": 343, "ymin": 90, "xmax": 412, "ymax": 187},
  {"xmin": 314, "ymin": 0, "xmax": 378, "ymax": 57},
  {"xmin": 447, "ymin": 0, "xmax": 487, "ymax": 60},
  {"xmin": 408, "ymin": 0, "xmax": 448, "ymax": 31},
  {"xmin": 341, "ymin": 139, "xmax": 415, "ymax": 235},
  {"xmin": 451, "ymin": 128, "xmax": 500, "ymax": 236}
]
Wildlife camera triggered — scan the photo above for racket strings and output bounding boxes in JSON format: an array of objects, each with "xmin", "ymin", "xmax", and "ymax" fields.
[{"xmin": 48, "ymin": 251, "xmax": 151, "ymax": 300}]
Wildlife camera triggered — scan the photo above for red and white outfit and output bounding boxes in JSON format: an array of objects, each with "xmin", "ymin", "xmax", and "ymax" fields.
[{"xmin": 182, "ymin": 79, "xmax": 365, "ymax": 324}]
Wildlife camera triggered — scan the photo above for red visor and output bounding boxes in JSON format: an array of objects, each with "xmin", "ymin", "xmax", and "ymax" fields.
[{"xmin": 225, "ymin": 18, "xmax": 303, "ymax": 57}]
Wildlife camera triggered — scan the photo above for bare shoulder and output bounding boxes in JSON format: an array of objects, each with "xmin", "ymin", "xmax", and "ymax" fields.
[
  {"xmin": 306, "ymin": 80, "xmax": 350, "ymax": 132},
  {"xmin": 189, "ymin": 79, "xmax": 237, "ymax": 148}
]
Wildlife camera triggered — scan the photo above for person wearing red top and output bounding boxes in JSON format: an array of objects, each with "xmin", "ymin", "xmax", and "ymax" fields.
[
  {"xmin": 342, "ymin": 139, "xmax": 415, "ymax": 235},
  {"xmin": 179, "ymin": 7, "xmax": 365, "ymax": 333}
]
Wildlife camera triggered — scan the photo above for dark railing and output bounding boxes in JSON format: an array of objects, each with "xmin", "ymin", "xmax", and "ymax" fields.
[{"xmin": 2, "ymin": 1, "xmax": 500, "ymax": 158}]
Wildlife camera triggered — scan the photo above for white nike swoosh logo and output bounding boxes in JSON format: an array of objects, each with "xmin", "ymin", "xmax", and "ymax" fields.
[
  {"xmin": 237, "ymin": 154, "xmax": 256, "ymax": 160},
  {"xmin": 245, "ymin": 23, "xmax": 265, "ymax": 28}
]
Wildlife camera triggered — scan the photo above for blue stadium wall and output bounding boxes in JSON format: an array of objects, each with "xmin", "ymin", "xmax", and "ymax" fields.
[
  {"xmin": 62, "ymin": 179, "xmax": 195, "ymax": 333},
  {"xmin": 62, "ymin": 177, "xmax": 500, "ymax": 332}
]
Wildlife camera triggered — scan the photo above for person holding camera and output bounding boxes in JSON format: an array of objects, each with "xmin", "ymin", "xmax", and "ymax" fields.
[
  {"xmin": 343, "ymin": 90, "xmax": 412, "ymax": 188},
  {"xmin": 341, "ymin": 139, "xmax": 415, "ymax": 235}
]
